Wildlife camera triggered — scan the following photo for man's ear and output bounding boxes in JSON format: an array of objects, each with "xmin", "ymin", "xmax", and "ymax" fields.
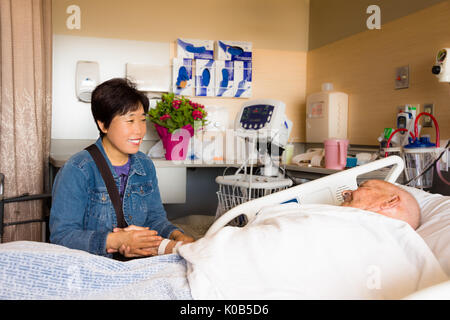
[
  {"xmin": 97, "ymin": 120, "xmax": 107, "ymax": 134},
  {"xmin": 380, "ymin": 195, "xmax": 400, "ymax": 210}
]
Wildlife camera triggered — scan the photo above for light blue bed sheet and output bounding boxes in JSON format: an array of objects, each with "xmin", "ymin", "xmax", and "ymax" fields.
[{"xmin": 0, "ymin": 241, "xmax": 193, "ymax": 300}]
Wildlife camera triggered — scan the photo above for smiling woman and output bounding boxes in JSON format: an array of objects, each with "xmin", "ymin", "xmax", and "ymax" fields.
[
  {"xmin": 91, "ymin": 79, "xmax": 148, "ymax": 165},
  {"xmin": 49, "ymin": 78, "xmax": 194, "ymax": 260}
]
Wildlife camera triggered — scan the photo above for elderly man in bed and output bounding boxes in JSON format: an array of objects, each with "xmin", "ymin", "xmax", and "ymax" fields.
[
  {"xmin": 1, "ymin": 179, "xmax": 446, "ymax": 300},
  {"xmin": 179, "ymin": 179, "xmax": 446, "ymax": 300},
  {"xmin": 120, "ymin": 179, "xmax": 422, "ymax": 256}
]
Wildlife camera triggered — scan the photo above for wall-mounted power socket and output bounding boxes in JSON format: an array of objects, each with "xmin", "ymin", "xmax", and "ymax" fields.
[{"xmin": 423, "ymin": 103, "xmax": 434, "ymax": 127}]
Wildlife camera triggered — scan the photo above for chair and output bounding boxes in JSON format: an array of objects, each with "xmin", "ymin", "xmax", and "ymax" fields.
[{"xmin": 0, "ymin": 173, "xmax": 52, "ymax": 242}]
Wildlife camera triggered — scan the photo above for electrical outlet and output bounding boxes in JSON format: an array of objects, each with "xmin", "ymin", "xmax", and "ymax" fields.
[{"xmin": 423, "ymin": 103, "xmax": 434, "ymax": 127}]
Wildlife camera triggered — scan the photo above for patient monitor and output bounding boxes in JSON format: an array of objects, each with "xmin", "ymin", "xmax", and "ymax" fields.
[
  {"xmin": 235, "ymin": 99, "xmax": 293, "ymax": 176},
  {"xmin": 235, "ymin": 99, "xmax": 292, "ymax": 146}
]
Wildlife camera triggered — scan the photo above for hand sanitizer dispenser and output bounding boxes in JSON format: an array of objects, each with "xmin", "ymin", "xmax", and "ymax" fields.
[
  {"xmin": 76, "ymin": 61, "xmax": 99, "ymax": 103},
  {"xmin": 306, "ymin": 83, "xmax": 348, "ymax": 143}
]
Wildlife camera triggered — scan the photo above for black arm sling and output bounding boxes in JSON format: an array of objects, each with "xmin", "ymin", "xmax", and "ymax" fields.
[{"xmin": 85, "ymin": 144, "xmax": 128, "ymax": 260}]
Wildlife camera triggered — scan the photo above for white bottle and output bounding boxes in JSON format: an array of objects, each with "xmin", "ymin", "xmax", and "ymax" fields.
[{"xmin": 306, "ymin": 83, "xmax": 348, "ymax": 143}]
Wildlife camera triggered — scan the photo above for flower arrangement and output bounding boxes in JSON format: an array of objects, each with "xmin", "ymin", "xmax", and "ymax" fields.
[{"xmin": 147, "ymin": 93, "xmax": 208, "ymax": 134}]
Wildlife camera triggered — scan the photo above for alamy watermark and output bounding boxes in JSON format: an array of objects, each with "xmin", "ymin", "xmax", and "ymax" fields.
[
  {"xmin": 66, "ymin": 4, "xmax": 81, "ymax": 30},
  {"xmin": 164, "ymin": 127, "xmax": 286, "ymax": 168},
  {"xmin": 366, "ymin": 265, "xmax": 382, "ymax": 290},
  {"xmin": 367, "ymin": 5, "xmax": 381, "ymax": 30}
]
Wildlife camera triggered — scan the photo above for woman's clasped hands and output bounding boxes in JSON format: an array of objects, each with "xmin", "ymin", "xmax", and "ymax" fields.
[
  {"xmin": 106, "ymin": 225, "xmax": 161, "ymax": 258},
  {"xmin": 106, "ymin": 225, "xmax": 194, "ymax": 258}
]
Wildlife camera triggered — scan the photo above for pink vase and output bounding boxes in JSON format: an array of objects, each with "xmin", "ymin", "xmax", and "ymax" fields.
[{"xmin": 154, "ymin": 123, "xmax": 194, "ymax": 160}]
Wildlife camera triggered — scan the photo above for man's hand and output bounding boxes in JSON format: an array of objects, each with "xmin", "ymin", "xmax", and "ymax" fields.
[{"xmin": 170, "ymin": 230, "xmax": 195, "ymax": 243}]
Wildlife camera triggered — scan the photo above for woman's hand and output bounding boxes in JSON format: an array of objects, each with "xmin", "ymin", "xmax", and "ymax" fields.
[
  {"xmin": 106, "ymin": 225, "xmax": 162, "ymax": 258},
  {"xmin": 106, "ymin": 225, "xmax": 147, "ymax": 255}
]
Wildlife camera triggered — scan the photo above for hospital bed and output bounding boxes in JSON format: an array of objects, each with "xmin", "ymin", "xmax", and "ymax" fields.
[{"xmin": 0, "ymin": 156, "xmax": 448, "ymax": 299}]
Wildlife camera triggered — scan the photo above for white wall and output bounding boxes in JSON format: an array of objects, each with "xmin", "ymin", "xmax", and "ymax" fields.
[{"xmin": 51, "ymin": 35, "xmax": 170, "ymax": 140}]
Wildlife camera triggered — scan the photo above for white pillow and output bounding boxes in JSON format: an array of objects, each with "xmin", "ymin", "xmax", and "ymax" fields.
[{"xmin": 399, "ymin": 184, "xmax": 450, "ymax": 276}]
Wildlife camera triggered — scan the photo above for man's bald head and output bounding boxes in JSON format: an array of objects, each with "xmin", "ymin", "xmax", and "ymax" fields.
[{"xmin": 341, "ymin": 180, "xmax": 421, "ymax": 229}]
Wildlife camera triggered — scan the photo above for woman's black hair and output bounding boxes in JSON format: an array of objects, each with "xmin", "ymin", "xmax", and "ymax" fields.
[{"xmin": 91, "ymin": 78, "xmax": 149, "ymax": 138}]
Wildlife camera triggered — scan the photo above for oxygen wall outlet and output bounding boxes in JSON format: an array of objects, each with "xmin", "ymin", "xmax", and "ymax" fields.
[{"xmin": 395, "ymin": 65, "xmax": 409, "ymax": 89}]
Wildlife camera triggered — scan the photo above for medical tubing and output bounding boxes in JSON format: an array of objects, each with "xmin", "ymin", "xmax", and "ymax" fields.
[
  {"xmin": 384, "ymin": 129, "xmax": 416, "ymax": 158},
  {"xmin": 236, "ymin": 136, "xmax": 251, "ymax": 177},
  {"xmin": 436, "ymin": 161, "xmax": 450, "ymax": 186},
  {"xmin": 414, "ymin": 112, "xmax": 440, "ymax": 147},
  {"xmin": 404, "ymin": 111, "xmax": 444, "ymax": 186}
]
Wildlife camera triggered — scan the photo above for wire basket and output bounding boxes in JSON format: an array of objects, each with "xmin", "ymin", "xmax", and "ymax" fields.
[{"xmin": 215, "ymin": 174, "xmax": 293, "ymax": 226}]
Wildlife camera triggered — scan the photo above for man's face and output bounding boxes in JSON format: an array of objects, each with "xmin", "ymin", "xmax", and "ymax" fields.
[
  {"xmin": 341, "ymin": 180, "xmax": 393, "ymax": 212},
  {"xmin": 341, "ymin": 179, "xmax": 420, "ymax": 230}
]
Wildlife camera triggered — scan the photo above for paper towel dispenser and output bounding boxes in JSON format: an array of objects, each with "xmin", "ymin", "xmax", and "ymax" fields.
[{"xmin": 126, "ymin": 63, "xmax": 171, "ymax": 92}]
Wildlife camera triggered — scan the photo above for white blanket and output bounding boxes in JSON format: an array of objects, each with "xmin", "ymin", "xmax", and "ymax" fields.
[{"xmin": 179, "ymin": 203, "xmax": 448, "ymax": 300}]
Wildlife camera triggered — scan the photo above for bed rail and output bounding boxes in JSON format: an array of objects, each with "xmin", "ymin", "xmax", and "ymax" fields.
[{"xmin": 205, "ymin": 155, "xmax": 404, "ymax": 237}]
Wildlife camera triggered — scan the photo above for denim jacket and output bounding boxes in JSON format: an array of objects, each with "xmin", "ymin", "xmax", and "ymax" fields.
[{"xmin": 49, "ymin": 138, "xmax": 180, "ymax": 257}]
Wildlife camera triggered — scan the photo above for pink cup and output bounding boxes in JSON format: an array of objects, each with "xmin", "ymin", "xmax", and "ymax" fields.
[{"xmin": 324, "ymin": 138, "xmax": 349, "ymax": 170}]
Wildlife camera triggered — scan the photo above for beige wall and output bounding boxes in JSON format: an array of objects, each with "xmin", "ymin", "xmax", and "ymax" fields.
[
  {"xmin": 53, "ymin": 0, "xmax": 309, "ymax": 51},
  {"xmin": 309, "ymin": 0, "xmax": 446, "ymax": 50},
  {"xmin": 52, "ymin": 0, "xmax": 449, "ymax": 145},
  {"xmin": 52, "ymin": 0, "xmax": 309, "ymax": 142},
  {"xmin": 307, "ymin": 1, "xmax": 450, "ymax": 145}
]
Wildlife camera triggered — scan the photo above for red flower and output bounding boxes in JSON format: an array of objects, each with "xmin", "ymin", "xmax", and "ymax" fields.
[
  {"xmin": 192, "ymin": 110, "xmax": 203, "ymax": 120},
  {"xmin": 159, "ymin": 114, "xmax": 171, "ymax": 121},
  {"xmin": 148, "ymin": 93, "xmax": 207, "ymax": 133},
  {"xmin": 172, "ymin": 100, "xmax": 181, "ymax": 109}
]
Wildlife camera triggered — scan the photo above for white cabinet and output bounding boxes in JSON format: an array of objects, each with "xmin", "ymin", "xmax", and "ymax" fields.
[{"xmin": 154, "ymin": 167, "xmax": 186, "ymax": 204}]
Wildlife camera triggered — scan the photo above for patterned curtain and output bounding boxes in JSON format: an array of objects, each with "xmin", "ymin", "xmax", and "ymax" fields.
[{"xmin": 0, "ymin": 0, "xmax": 52, "ymax": 242}]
